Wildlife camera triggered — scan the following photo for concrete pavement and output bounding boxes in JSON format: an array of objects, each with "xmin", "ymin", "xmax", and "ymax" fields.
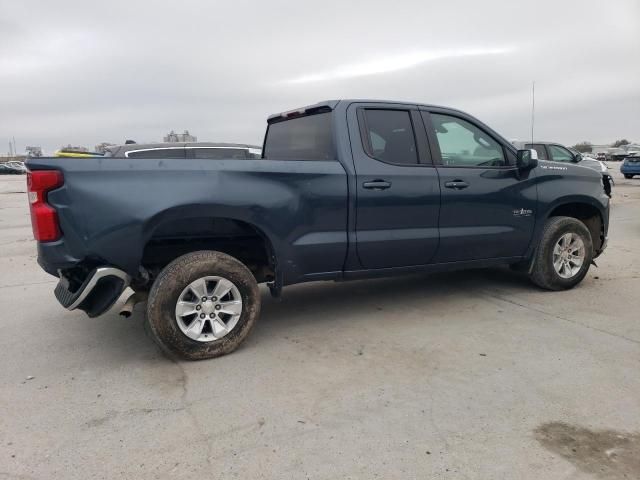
[{"xmin": 1, "ymin": 171, "xmax": 638, "ymax": 479}]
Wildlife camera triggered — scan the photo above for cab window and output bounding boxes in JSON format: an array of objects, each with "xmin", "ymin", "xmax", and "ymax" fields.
[
  {"xmin": 360, "ymin": 109, "xmax": 418, "ymax": 165},
  {"xmin": 525, "ymin": 143, "xmax": 549, "ymax": 160},
  {"xmin": 263, "ymin": 112, "xmax": 334, "ymax": 161},
  {"xmin": 548, "ymin": 145, "xmax": 574, "ymax": 163},
  {"xmin": 430, "ymin": 114, "xmax": 506, "ymax": 167}
]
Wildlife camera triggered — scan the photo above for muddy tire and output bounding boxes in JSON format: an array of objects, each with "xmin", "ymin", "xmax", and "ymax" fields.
[
  {"xmin": 145, "ymin": 251, "xmax": 260, "ymax": 360},
  {"xmin": 529, "ymin": 216, "xmax": 593, "ymax": 291}
]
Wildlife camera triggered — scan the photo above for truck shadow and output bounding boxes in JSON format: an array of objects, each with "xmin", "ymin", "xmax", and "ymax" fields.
[
  {"xmin": 87, "ymin": 266, "xmax": 534, "ymax": 363},
  {"xmin": 252, "ymin": 266, "xmax": 533, "ymax": 342}
]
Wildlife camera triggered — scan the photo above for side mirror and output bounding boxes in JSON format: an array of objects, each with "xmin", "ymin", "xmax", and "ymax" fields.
[
  {"xmin": 516, "ymin": 149, "xmax": 538, "ymax": 170},
  {"xmin": 572, "ymin": 152, "xmax": 582, "ymax": 163}
]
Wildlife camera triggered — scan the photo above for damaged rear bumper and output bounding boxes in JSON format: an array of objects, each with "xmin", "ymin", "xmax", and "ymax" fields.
[{"xmin": 54, "ymin": 267, "xmax": 131, "ymax": 318}]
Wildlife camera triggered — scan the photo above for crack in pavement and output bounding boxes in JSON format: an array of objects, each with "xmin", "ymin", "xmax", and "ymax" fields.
[
  {"xmin": 0, "ymin": 471, "xmax": 38, "ymax": 480},
  {"xmin": 84, "ymin": 406, "xmax": 186, "ymax": 428},
  {"xmin": 425, "ymin": 366, "xmax": 474, "ymax": 480},
  {"xmin": 0, "ymin": 280, "xmax": 57, "ymax": 289},
  {"xmin": 168, "ymin": 356, "xmax": 216, "ymax": 472},
  {"xmin": 481, "ymin": 290, "xmax": 640, "ymax": 346}
]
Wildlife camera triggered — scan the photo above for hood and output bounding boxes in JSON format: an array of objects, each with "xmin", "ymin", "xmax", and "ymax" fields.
[
  {"xmin": 578, "ymin": 157, "xmax": 607, "ymax": 173},
  {"xmin": 536, "ymin": 160, "xmax": 602, "ymax": 179}
]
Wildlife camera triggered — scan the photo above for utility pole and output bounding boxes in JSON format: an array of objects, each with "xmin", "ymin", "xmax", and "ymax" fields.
[{"xmin": 530, "ymin": 81, "xmax": 535, "ymax": 146}]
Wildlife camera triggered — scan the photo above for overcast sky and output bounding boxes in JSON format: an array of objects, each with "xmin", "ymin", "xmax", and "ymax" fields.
[{"xmin": 1, "ymin": 0, "xmax": 639, "ymax": 154}]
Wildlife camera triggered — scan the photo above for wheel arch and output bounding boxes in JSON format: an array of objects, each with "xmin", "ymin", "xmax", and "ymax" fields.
[
  {"xmin": 140, "ymin": 206, "xmax": 279, "ymax": 285},
  {"xmin": 544, "ymin": 198, "xmax": 605, "ymax": 254}
]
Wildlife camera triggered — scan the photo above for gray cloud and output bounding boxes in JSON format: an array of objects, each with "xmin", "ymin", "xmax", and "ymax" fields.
[{"xmin": 1, "ymin": 0, "xmax": 639, "ymax": 153}]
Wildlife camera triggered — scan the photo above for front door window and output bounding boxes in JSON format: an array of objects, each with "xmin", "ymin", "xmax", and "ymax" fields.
[
  {"xmin": 548, "ymin": 145, "xmax": 574, "ymax": 163},
  {"xmin": 431, "ymin": 114, "xmax": 506, "ymax": 167}
]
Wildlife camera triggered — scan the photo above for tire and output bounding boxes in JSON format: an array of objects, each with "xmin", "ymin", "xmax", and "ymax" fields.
[
  {"xmin": 145, "ymin": 251, "xmax": 261, "ymax": 360},
  {"xmin": 529, "ymin": 216, "xmax": 593, "ymax": 291},
  {"xmin": 624, "ymin": 174, "xmax": 633, "ymax": 179}
]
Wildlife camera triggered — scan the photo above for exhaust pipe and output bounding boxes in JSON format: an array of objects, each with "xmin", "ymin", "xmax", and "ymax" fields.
[{"xmin": 119, "ymin": 291, "xmax": 148, "ymax": 318}]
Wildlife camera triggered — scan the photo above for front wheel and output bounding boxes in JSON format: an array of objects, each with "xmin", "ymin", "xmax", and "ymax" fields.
[
  {"xmin": 624, "ymin": 174, "xmax": 633, "ymax": 179},
  {"xmin": 146, "ymin": 251, "xmax": 261, "ymax": 360},
  {"xmin": 529, "ymin": 216, "xmax": 593, "ymax": 291}
]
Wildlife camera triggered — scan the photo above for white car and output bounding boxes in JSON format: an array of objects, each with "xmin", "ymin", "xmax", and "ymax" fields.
[{"xmin": 7, "ymin": 161, "xmax": 27, "ymax": 173}]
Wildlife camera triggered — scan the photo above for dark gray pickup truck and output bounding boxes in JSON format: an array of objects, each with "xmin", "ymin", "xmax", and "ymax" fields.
[{"xmin": 27, "ymin": 100, "xmax": 609, "ymax": 359}]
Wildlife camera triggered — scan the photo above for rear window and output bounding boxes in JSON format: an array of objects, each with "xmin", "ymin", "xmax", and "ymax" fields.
[{"xmin": 263, "ymin": 112, "xmax": 334, "ymax": 161}]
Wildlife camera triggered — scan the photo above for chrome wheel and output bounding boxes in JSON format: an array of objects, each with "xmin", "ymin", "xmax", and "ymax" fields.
[
  {"xmin": 175, "ymin": 276, "xmax": 243, "ymax": 342},
  {"xmin": 552, "ymin": 233, "xmax": 585, "ymax": 279}
]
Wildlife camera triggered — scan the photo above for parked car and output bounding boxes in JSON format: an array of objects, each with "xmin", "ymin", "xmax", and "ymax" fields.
[
  {"xmin": 512, "ymin": 141, "xmax": 613, "ymax": 196},
  {"xmin": 7, "ymin": 161, "xmax": 27, "ymax": 173},
  {"xmin": 106, "ymin": 142, "xmax": 262, "ymax": 159},
  {"xmin": 27, "ymin": 100, "xmax": 609, "ymax": 360},
  {"xmin": 610, "ymin": 148, "xmax": 629, "ymax": 161},
  {"xmin": 621, "ymin": 154, "xmax": 640, "ymax": 179},
  {"xmin": 0, "ymin": 163, "xmax": 23, "ymax": 174},
  {"xmin": 596, "ymin": 152, "xmax": 607, "ymax": 161}
]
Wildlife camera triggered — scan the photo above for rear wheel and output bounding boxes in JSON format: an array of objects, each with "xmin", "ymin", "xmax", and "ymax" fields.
[
  {"xmin": 529, "ymin": 216, "xmax": 593, "ymax": 291},
  {"xmin": 624, "ymin": 174, "xmax": 633, "ymax": 179},
  {"xmin": 146, "ymin": 251, "xmax": 261, "ymax": 360}
]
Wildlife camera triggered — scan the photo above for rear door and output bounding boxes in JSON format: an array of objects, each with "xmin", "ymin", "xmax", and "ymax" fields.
[
  {"xmin": 348, "ymin": 103, "xmax": 440, "ymax": 269},
  {"xmin": 423, "ymin": 110, "xmax": 536, "ymax": 263}
]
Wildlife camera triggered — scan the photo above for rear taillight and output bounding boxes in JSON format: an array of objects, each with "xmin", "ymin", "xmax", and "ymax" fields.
[{"xmin": 27, "ymin": 170, "xmax": 64, "ymax": 242}]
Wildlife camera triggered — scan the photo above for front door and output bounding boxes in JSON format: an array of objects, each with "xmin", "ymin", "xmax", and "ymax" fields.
[
  {"xmin": 423, "ymin": 110, "xmax": 537, "ymax": 263},
  {"xmin": 348, "ymin": 104, "xmax": 441, "ymax": 269}
]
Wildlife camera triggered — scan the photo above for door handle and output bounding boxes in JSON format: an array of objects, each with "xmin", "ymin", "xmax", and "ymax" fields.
[
  {"xmin": 363, "ymin": 180, "xmax": 391, "ymax": 190},
  {"xmin": 444, "ymin": 180, "xmax": 469, "ymax": 190}
]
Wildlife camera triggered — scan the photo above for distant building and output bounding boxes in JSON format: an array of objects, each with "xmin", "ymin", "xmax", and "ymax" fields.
[
  {"xmin": 0, "ymin": 154, "xmax": 27, "ymax": 162},
  {"xmin": 60, "ymin": 144, "xmax": 89, "ymax": 153},
  {"xmin": 164, "ymin": 130, "xmax": 197, "ymax": 143},
  {"xmin": 25, "ymin": 146, "xmax": 42, "ymax": 157},
  {"xmin": 592, "ymin": 144, "xmax": 639, "ymax": 154},
  {"xmin": 591, "ymin": 145, "xmax": 615, "ymax": 154}
]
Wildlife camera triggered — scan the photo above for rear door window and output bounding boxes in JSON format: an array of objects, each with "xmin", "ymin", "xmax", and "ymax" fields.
[
  {"xmin": 360, "ymin": 109, "xmax": 418, "ymax": 165},
  {"xmin": 263, "ymin": 112, "xmax": 334, "ymax": 161}
]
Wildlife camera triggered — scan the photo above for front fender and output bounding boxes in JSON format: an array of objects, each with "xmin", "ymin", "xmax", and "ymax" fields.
[{"xmin": 524, "ymin": 165, "xmax": 609, "ymax": 260}]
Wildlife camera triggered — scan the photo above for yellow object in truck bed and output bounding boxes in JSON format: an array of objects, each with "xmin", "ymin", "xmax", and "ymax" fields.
[{"xmin": 54, "ymin": 151, "xmax": 103, "ymax": 158}]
